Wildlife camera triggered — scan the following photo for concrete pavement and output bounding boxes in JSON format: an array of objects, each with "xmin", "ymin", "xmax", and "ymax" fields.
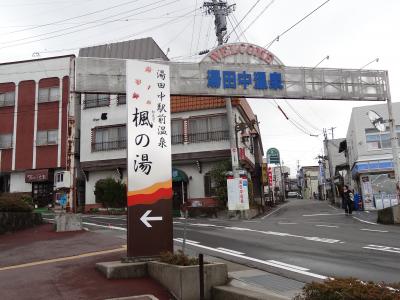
[{"xmin": 0, "ymin": 224, "xmax": 172, "ymax": 300}]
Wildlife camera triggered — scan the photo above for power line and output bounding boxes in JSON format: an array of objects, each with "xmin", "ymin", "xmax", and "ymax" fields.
[
  {"xmin": 195, "ymin": 12, "xmax": 205, "ymax": 53},
  {"xmin": 0, "ymin": 0, "xmax": 177, "ymax": 48},
  {"xmin": 189, "ymin": 0, "xmax": 199, "ymax": 55},
  {"xmin": 235, "ymin": 0, "xmax": 274, "ymax": 42},
  {"xmin": 38, "ymin": 7, "xmax": 199, "ymax": 55},
  {"xmin": 284, "ymin": 100, "xmax": 322, "ymax": 132},
  {"xmin": 226, "ymin": 16, "xmax": 241, "ymax": 41},
  {"xmin": 2, "ymin": 0, "xmax": 140, "ymax": 36},
  {"xmin": 161, "ymin": 18, "xmax": 194, "ymax": 49},
  {"xmin": 264, "ymin": 0, "xmax": 331, "ymax": 49}
]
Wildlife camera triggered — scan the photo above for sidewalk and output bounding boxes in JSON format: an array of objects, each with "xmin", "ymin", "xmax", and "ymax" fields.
[{"xmin": 0, "ymin": 224, "xmax": 172, "ymax": 300}]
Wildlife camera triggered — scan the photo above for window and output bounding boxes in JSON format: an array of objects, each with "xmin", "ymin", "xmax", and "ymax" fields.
[
  {"xmin": 0, "ymin": 91, "xmax": 15, "ymax": 107},
  {"xmin": 56, "ymin": 173, "xmax": 64, "ymax": 183},
  {"xmin": 365, "ymin": 127, "xmax": 400, "ymax": 150},
  {"xmin": 92, "ymin": 125, "xmax": 126, "ymax": 152},
  {"xmin": 188, "ymin": 115, "xmax": 229, "ymax": 143},
  {"xmin": 37, "ymin": 129, "xmax": 58, "ymax": 146},
  {"xmin": 117, "ymin": 94, "xmax": 126, "ymax": 105},
  {"xmin": 171, "ymin": 119, "xmax": 183, "ymax": 144},
  {"xmin": 38, "ymin": 87, "xmax": 59, "ymax": 103},
  {"xmin": 0, "ymin": 133, "xmax": 12, "ymax": 149},
  {"xmin": 84, "ymin": 93, "xmax": 110, "ymax": 108},
  {"xmin": 204, "ymin": 172, "xmax": 217, "ymax": 197}
]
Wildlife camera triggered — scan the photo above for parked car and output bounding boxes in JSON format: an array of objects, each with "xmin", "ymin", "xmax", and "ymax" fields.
[{"xmin": 287, "ymin": 191, "xmax": 299, "ymax": 198}]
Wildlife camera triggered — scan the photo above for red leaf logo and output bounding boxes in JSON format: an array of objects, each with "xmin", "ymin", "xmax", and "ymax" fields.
[
  {"xmin": 132, "ymin": 92, "xmax": 140, "ymax": 99},
  {"xmin": 145, "ymin": 66, "xmax": 152, "ymax": 73},
  {"xmin": 135, "ymin": 79, "xmax": 142, "ymax": 85}
]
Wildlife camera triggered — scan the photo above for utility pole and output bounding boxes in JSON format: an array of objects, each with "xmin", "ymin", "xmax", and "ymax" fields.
[
  {"xmin": 324, "ymin": 128, "xmax": 336, "ymax": 204},
  {"xmin": 203, "ymin": 1, "xmax": 238, "ymax": 180},
  {"xmin": 329, "ymin": 127, "xmax": 336, "ymax": 139}
]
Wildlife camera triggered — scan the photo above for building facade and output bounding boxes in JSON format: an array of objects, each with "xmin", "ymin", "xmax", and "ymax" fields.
[
  {"xmin": 298, "ymin": 166, "xmax": 319, "ymax": 200},
  {"xmin": 346, "ymin": 102, "xmax": 400, "ymax": 210},
  {"xmin": 0, "ymin": 55, "xmax": 76, "ymax": 207}
]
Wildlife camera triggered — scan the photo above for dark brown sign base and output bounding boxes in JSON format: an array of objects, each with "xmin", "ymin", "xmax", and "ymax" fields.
[{"xmin": 127, "ymin": 198, "xmax": 173, "ymax": 258}]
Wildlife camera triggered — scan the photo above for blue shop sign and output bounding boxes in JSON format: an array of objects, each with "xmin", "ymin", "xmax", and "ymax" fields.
[{"xmin": 207, "ymin": 70, "xmax": 284, "ymax": 90}]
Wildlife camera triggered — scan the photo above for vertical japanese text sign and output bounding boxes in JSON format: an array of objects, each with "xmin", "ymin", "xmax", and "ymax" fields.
[{"xmin": 126, "ymin": 60, "xmax": 173, "ymax": 258}]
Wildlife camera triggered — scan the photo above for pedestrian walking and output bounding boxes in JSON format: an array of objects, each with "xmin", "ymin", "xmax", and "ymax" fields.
[{"xmin": 342, "ymin": 185, "xmax": 354, "ymax": 215}]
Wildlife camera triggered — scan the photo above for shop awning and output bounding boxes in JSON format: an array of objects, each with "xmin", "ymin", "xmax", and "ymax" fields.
[
  {"xmin": 172, "ymin": 168, "xmax": 189, "ymax": 182},
  {"xmin": 351, "ymin": 160, "xmax": 393, "ymax": 178}
]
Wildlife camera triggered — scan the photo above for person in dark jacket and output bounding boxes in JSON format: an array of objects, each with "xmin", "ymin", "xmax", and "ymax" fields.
[{"xmin": 342, "ymin": 185, "xmax": 354, "ymax": 215}]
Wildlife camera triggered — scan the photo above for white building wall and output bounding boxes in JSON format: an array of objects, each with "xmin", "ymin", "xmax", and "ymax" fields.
[
  {"xmin": 80, "ymin": 94, "xmax": 127, "ymax": 162},
  {"xmin": 10, "ymin": 172, "xmax": 31, "ymax": 193}
]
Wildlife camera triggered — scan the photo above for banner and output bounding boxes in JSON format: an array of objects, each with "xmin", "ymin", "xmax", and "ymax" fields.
[
  {"xmin": 227, "ymin": 178, "xmax": 249, "ymax": 211},
  {"xmin": 127, "ymin": 60, "xmax": 172, "ymax": 206}
]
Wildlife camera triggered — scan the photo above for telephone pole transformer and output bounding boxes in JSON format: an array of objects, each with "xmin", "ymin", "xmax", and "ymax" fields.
[{"xmin": 202, "ymin": 0, "xmax": 235, "ymax": 46}]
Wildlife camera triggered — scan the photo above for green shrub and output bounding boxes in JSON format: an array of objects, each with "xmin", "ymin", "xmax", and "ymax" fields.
[
  {"xmin": 94, "ymin": 178, "xmax": 126, "ymax": 208},
  {"xmin": 0, "ymin": 196, "xmax": 33, "ymax": 212},
  {"xmin": 294, "ymin": 278, "xmax": 400, "ymax": 300},
  {"xmin": 159, "ymin": 250, "xmax": 199, "ymax": 266}
]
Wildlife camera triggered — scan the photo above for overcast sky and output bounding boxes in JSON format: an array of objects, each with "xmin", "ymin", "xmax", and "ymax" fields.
[{"xmin": 1, "ymin": 0, "xmax": 399, "ymax": 175}]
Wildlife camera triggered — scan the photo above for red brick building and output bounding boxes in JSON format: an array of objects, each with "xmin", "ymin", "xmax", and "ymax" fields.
[{"xmin": 0, "ymin": 55, "xmax": 76, "ymax": 207}]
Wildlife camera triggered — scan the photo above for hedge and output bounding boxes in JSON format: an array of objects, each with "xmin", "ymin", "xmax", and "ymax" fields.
[
  {"xmin": 294, "ymin": 278, "xmax": 400, "ymax": 300},
  {"xmin": 0, "ymin": 194, "xmax": 33, "ymax": 212}
]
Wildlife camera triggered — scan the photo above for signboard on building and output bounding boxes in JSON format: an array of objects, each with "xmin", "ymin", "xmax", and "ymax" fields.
[
  {"xmin": 261, "ymin": 163, "xmax": 268, "ymax": 185},
  {"xmin": 227, "ymin": 178, "xmax": 249, "ymax": 211},
  {"xmin": 25, "ymin": 169, "xmax": 50, "ymax": 183},
  {"xmin": 267, "ymin": 148, "xmax": 280, "ymax": 164},
  {"xmin": 126, "ymin": 60, "xmax": 173, "ymax": 257}
]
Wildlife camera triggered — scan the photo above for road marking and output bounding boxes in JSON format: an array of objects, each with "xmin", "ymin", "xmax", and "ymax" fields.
[
  {"xmin": 329, "ymin": 205, "xmax": 338, "ymax": 211},
  {"xmin": 173, "ymin": 221, "xmax": 182, "ymax": 224},
  {"xmin": 173, "ymin": 239, "xmax": 327, "ymax": 280},
  {"xmin": 303, "ymin": 213, "xmax": 344, "ymax": 217},
  {"xmin": 352, "ymin": 216, "xmax": 378, "ymax": 225},
  {"xmin": 82, "ymin": 222, "xmax": 126, "ymax": 231},
  {"xmin": 85, "ymin": 216, "xmax": 126, "ymax": 220},
  {"xmin": 360, "ymin": 228, "xmax": 388, "ymax": 233},
  {"xmin": 261, "ymin": 204, "xmax": 287, "ymax": 219},
  {"xmin": 363, "ymin": 244, "xmax": 400, "ymax": 254},
  {"xmin": 174, "ymin": 238, "xmax": 199, "ymax": 244},
  {"xmin": 217, "ymin": 247, "xmax": 245, "ymax": 255},
  {"xmin": 278, "ymin": 222, "xmax": 298, "ymax": 225},
  {"xmin": 267, "ymin": 260, "xmax": 309, "ymax": 271},
  {"xmin": 315, "ymin": 225, "xmax": 339, "ymax": 228},
  {"xmin": 0, "ymin": 246, "xmax": 126, "ymax": 272}
]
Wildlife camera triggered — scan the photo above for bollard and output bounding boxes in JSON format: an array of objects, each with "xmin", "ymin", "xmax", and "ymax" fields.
[{"xmin": 199, "ymin": 253, "xmax": 204, "ymax": 300}]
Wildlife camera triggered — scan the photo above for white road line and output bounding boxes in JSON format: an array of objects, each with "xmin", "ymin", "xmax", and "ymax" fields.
[
  {"xmin": 303, "ymin": 213, "xmax": 344, "ymax": 217},
  {"xmin": 42, "ymin": 218, "xmax": 54, "ymax": 222},
  {"xmin": 173, "ymin": 221, "xmax": 182, "ymax": 224},
  {"xmin": 315, "ymin": 225, "xmax": 339, "ymax": 228},
  {"xmin": 261, "ymin": 205, "xmax": 286, "ymax": 219},
  {"xmin": 267, "ymin": 260, "xmax": 309, "ymax": 271},
  {"xmin": 174, "ymin": 238, "xmax": 199, "ymax": 244},
  {"xmin": 216, "ymin": 247, "xmax": 245, "ymax": 255},
  {"xmin": 352, "ymin": 216, "xmax": 378, "ymax": 225},
  {"xmin": 363, "ymin": 245, "xmax": 400, "ymax": 254},
  {"xmin": 173, "ymin": 239, "xmax": 327, "ymax": 280},
  {"xmin": 329, "ymin": 205, "xmax": 338, "ymax": 211},
  {"xmin": 278, "ymin": 222, "xmax": 298, "ymax": 225},
  {"xmin": 85, "ymin": 216, "xmax": 126, "ymax": 220},
  {"xmin": 82, "ymin": 222, "xmax": 126, "ymax": 231},
  {"xmin": 360, "ymin": 228, "xmax": 388, "ymax": 233}
]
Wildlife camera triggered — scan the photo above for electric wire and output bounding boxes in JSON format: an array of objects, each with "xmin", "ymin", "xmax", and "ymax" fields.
[
  {"xmin": 264, "ymin": 0, "xmax": 331, "ymax": 49},
  {"xmin": 284, "ymin": 100, "xmax": 322, "ymax": 132},
  {"xmin": 195, "ymin": 12, "xmax": 205, "ymax": 54},
  {"xmin": 161, "ymin": 18, "xmax": 194, "ymax": 49},
  {"xmin": 17, "ymin": 7, "xmax": 199, "ymax": 55},
  {"xmin": 2, "ymin": 0, "xmax": 141, "ymax": 36},
  {"xmin": 189, "ymin": 0, "xmax": 199, "ymax": 55},
  {"xmin": 235, "ymin": 0, "xmax": 274, "ymax": 41},
  {"xmin": 226, "ymin": 0, "xmax": 263, "ymax": 42},
  {"xmin": 0, "ymin": 0, "xmax": 176, "ymax": 48},
  {"xmin": 226, "ymin": 16, "xmax": 241, "ymax": 42},
  {"xmin": 230, "ymin": 12, "xmax": 248, "ymax": 42}
]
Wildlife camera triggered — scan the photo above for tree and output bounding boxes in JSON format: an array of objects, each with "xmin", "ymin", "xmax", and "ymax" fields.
[
  {"xmin": 209, "ymin": 160, "xmax": 232, "ymax": 206},
  {"xmin": 94, "ymin": 178, "xmax": 126, "ymax": 208}
]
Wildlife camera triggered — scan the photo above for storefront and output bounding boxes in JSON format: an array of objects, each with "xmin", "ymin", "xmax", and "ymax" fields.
[
  {"xmin": 172, "ymin": 168, "xmax": 188, "ymax": 215},
  {"xmin": 352, "ymin": 160, "xmax": 399, "ymax": 210},
  {"xmin": 25, "ymin": 169, "xmax": 54, "ymax": 207}
]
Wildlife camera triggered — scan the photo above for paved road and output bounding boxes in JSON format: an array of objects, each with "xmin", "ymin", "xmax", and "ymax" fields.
[{"xmin": 43, "ymin": 199, "xmax": 400, "ymax": 283}]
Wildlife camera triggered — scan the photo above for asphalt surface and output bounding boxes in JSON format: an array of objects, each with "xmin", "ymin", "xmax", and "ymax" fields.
[{"xmin": 43, "ymin": 199, "xmax": 400, "ymax": 284}]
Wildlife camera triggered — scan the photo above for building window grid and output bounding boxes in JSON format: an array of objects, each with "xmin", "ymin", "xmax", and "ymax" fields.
[
  {"xmin": 84, "ymin": 93, "xmax": 110, "ymax": 109},
  {"xmin": 365, "ymin": 127, "xmax": 400, "ymax": 151},
  {"xmin": 92, "ymin": 125, "xmax": 126, "ymax": 152},
  {"xmin": 0, "ymin": 133, "xmax": 13, "ymax": 149},
  {"xmin": 38, "ymin": 86, "xmax": 59, "ymax": 103},
  {"xmin": 0, "ymin": 91, "xmax": 15, "ymax": 107},
  {"xmin": 117, "ymin": 94, "xmax": 126, "ymax": 105},
  {"xmin": 187, "ymin": 115, "xmax": 229, "ymax": 144},
  {"xmin": 36, "ymin": 129, "xmax": 58, "ymax": 146}
]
